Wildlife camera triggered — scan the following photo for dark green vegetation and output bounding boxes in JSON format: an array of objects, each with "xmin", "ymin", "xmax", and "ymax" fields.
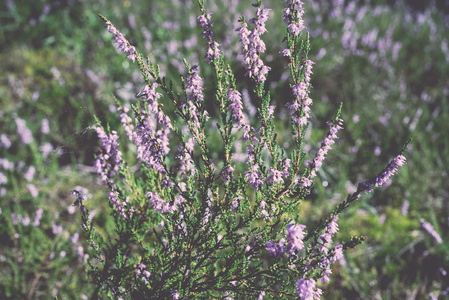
[{"xmin": 1, "ymin": 0, "xmax": 448, "ymax": 298}]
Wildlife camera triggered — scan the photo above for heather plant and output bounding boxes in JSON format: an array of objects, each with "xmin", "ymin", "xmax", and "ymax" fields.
[{"xmin": 70, "ymin": 1, "xmax": 412, "ymax": 298}]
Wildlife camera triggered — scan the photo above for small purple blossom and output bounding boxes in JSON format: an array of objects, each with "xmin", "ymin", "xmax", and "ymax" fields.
[
  {"xmin": 0, "ymin": 171, "xmax": 7, "ymax": 185},
  {"xmin": 171, "ymin": 290, "xmax": 180, "ymax": 300},
  {"xmin": 21, "ymin": 215, "xmax": 30, "ymax": 226},
  {"xmin": 265, "ymin": 239, "xmax": 286, "ymax": 259},
  {"xmin": 421, "ymin": 219, "xmax": 443, "ymax": 244},
  {"xmin": 147, "ymin": 191, "xmax": 179, "ymax": 214},
  {"xmin": 220, "ymin": 165, "xmax": 234, "ymax": 183},
  {"xmin": 186, "ymin": 65, "xmax": 204, "ymax": 103},
  {"xmin": 27, "ymin": 184, "xmax": 39, "ymax": 198},
  {"xmin": 108, "ymin": 190, "xmax": 132, "ymax": 219},
  {"xmin": 176, "ymin": 144, "xmax": 196, "ymax": 178},
  {"xmin": 267, "ymin": 168, "xmax": 284, "ymax": 184},
  {"xmin": 40, "ymin": 118, "xmax": 50, "ymax": 135},
  {"xmin": 183, "ymin": 65, "xmax": 209, "ymax": 136},
  {"xmin": 24, "ymin": 166, "xmax": 36, "ymax": 182},
  {"xmin": 244, "ymin": 166, "xmax": 264, "ymax": 190},
  {"xmin": 286, "ymin": 61, "xmax": 315, "ymax": 126},
  {"xmin": 236, "ymin": 8, "xmax": 272, "ymax": 82},
  {"xmin": 309, "ymin": 118, "xmax": 343, "ymax": 176},
  {"xmin": 32, "ymin": 208, "xmax": 43, "ymax": 227},
  {"xmin": 94, "ymin": 127, "xmax": 123, "ymax": 184},
  {"xmin": 332, "ymin": 244, "xmax": 344, "ymax": 263},
  {"xmin": 135, "ymin": 263, "xmax": 151, "ymax": 285},
  {"xmin": 198, "ymin": 13, "xmax": 222, "ymax": 63},
  {"xmin": 227, "ymin": 88, "xmax": 247, "ymax": 129},
  {"xmin": 296, "ymin": 278, "xmax": 322, "ymax": 300},
  {"xmin": 15, "ymin": 117, "xmax": 33, "ymax": 144},
  {"xmin": 286, "ymin": 223, "xmax": 306, "ymax": 254},
  {"xmin": 319, "ymin": 215, "xmax": 339, "ymax": 245},
  {"xmin": 374, "ymin": 155, "xmax": 406, "ymax": 188},
  {"xmin": 0, "ymin": 134, "xmax": 11, "ymax": 149},
  {"xmin": 104, "ymin": 19, "xmax": 137, "ymax": 62},
  {"xmin": 132, "ymin": 117, "xmax": 171, "ymax": 185},
  {"xmin": 52, "ymin": 222, "xmax": 63, "ymax": 235},
  {"xmin": 282, "ymin": 1, "xmax": 305, "ymax": 36},
  {"xmin": 231, "ymin": 195, "xmax": 243, "ymax": 212},
  {"xmin": 300, "ymin": 177, "xmax": 313, "ymax": 188}
]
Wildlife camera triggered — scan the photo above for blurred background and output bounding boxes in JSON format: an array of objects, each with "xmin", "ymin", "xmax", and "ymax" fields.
[{"xmin": 0, "ymin": 0, "xmax": 448, "ymax": 298}]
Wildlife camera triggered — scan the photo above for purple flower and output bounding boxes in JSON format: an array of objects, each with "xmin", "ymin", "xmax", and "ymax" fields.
[
  {"xmin": 236, "ymin": 8, "xmax": 272, "ymax": 83},
  {"xmin": 146, "ymin": 191, "xmax": 177, "ymax": 214},
  {"xmin": 183, "ymin": 65, "xmax": 209, "ymax": 136},
  {"xmin": 137, "ymin": 82, "xmax": 162, "ymax": 111},
  {"xmin": 27, "ymin": 184, "xmax": 39, "ymax": 198},
  {"xmin": 374, "ymin": 155, "xmax": 406, "ymax": 188},
  {"xmin": 186, "ymin": 65, "xmax": 204, "ymax": 103},
  {"xmin": 280, "ymin": 49, "xmax": 291, "ymax": 57},
  {"xmin": 0, "ymin": 134, "xmax": 11, "ymax": 149},
  {"xmin": 104, "ymin": 20, "xmax": 137, "ymax": 62},
  {"xmin": 421, "ymin": 219, "xmax": 443, "ymax": 244},
  {"xmin": 24, "ymin": 166, "xmax": 36, "ymax": 182},
  {"xmin": 227, "ymin": 88, "xmax": 247, "ymax": 129},
  {"xmin": 21, "ymin": 215, "xmax": 30, "ymax": 226},
  {"xmin": 197, "ymin": 13, "xmax": 222, "ymax": 63},
  {"xmin": 296, "ymin": 278, "xmax": 322, "ymax": 300},
  {"xmin": 32, "ymin": 208, "xmax": 43, "ymax": 227},
  {"xmin": 41, "ymin": 118, "xmax": 50, "ymax": 135},
  {"xmin": 300, "ymin": 177, "xmax": 313, "ymax": 188},
  {"xmin": 267, "ymin": 168, "xmax": 284, "ymax": 184},
  {"xmin": 286, "ymin": 223, "xmax": 306, "ymax": 254},
  {"xmin": 265, "ymin": 239, "xmax": 286, "ymax": 258},
  {"xmin": 176, "ymin": 143, "xmax": 196, "ymax": 178},
  {"xmin": 332, "ymin": 244, "xmax": 344, "ymax": 263},
  {"xmin": 231, "ymin": 196, "xmax": 242, "ymax": 212},
  {"xmin": 119, "ymin": 106, "xmax": 134, "ymax": 141},
  {"xmin": 283, "ymin": 1, "xmax": 306, "ymax": 36},
  {"xmin": 0, "ymin": 171, "xmax": 7, "ymax": 186},
  {"xmin": 136, "ymin": 263, "xmax": 151, "ymax": 285},
  {"xmin": 15, "ymin": 117, "xmax": 33, "ymax": 144},
  {"xmin": 220, "ymin": 165, "xmax": 234, "ymax": 183},
  {"xmin": 308, "ymin": 118, "xmax": 343, "ymax": 177},
  {"xmin": 108, "ymin": 190, "xmax": 132, "ymax": 219},
  {"xmin": 94, "ymin": 127, "xmax": 123, "ymax": 184},
  {"xmin": 286, "ymin": 60, "xmax": 315, "ymax": 126},
  {"xmin": 244, "ymin": 167, "xmax": 264, "ymax": 190},
  {"xmin": 132, "ymin": 118, "xmax": 170, "ymax": 182},
  {"xmin": 319, "ymin": 215, "xmax": 339, "ymax": 245}
]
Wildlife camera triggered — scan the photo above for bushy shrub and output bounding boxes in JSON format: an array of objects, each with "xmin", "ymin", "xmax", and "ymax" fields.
[{"xmin": 72, "ymin": 1, "xmax": 410, "ymax": 298}]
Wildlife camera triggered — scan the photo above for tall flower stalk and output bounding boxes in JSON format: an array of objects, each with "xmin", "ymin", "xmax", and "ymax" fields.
[{"xmin": 74, "ymin": 1, "xmax": 409, "ymax": 298}]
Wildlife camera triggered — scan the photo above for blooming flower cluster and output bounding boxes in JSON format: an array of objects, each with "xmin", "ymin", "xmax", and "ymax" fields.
[
  {"xmin": 102, "ymin": 16, "xmax": 137, "ymax": 62},
  {"xmin": 266, "ymin": 222, "xmax": 306, "ymax": 258},
  {"xmin": 94, "ymin": 127, "xmax": 123, "ymax": 184},
  {"xmin": 283, "ymin": 0, "xmax": 306, "ymax": 36},
  {"xmin": 296, "ymin": 278, "xmax": 322, "ymax": 300},
  {"xmin": 146, "ymin": 191, "xmax": 181, "ymax": 214},
  {"xmin": 198, "ymin": 13, "xmax": 222, "ymax": 63},
  {"xmin": 236, "ymin": 8, "xmax": 272, "ymax": 82},
  {"xmin": 373, "ymin": 154, "xmax": 406, "ymax": 188},
  {"xmin": 300, "ymin": 118, "xmax": 343, "ymax": 188},
  {"xmin": 227, "ymin": 88, "xmax": 247, "ymax": 130},
  {"xmin": 184, "ymin": 65, "xmax": 209, "ymax": 138},
  {"xmin": 135, "ymin": 263, "xmax": 151, "ymax": 285}
]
